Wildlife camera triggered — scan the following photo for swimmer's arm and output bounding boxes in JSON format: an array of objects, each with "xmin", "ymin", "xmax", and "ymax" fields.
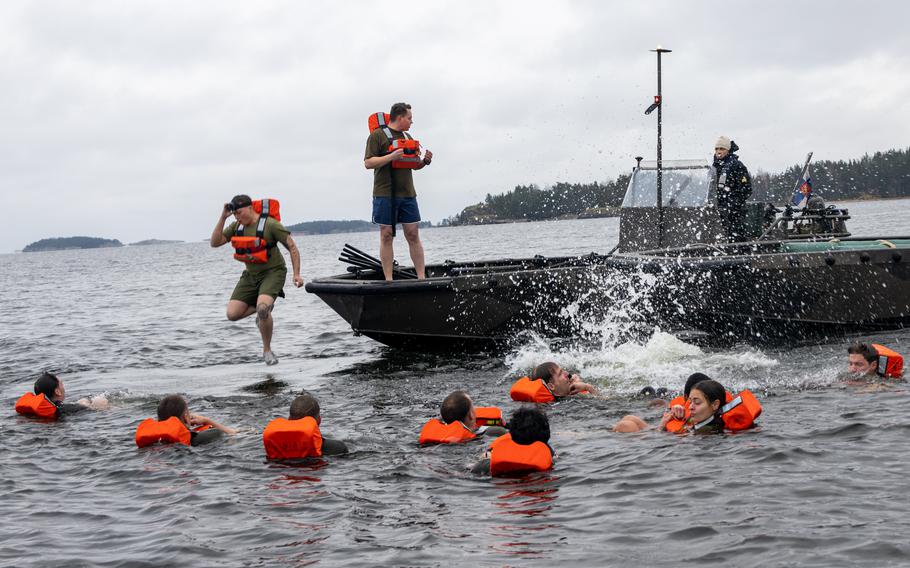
[
  {"xmin": 279, "ymin": 234, "xmax": 304, "ymax": 287},
  {"xmin": 75, "ymin": 395, "xmax": 109, "ymax": 411},
  {"xmin": 56, "ymin": 403, "xmax": 89, "ymax": 416},
  {"xmin": 570, "ymin": 381, "xmax": 598, "ymax": 396},
  {"xmin": 320, "ymin": 437, "xmax": 349, "ymax": 456},
  {"xmin": 191, "ymin": 429, "xmax": 223, "ymax": 446},
  {"xmin": 210, "ymin": 205, "xmax": 232, "ymax": 247},
  {"xmin": 190, "ymin": 414, "xmax": 237, "ymax": 436},
  {"xmin": 480, "ymin": 426, "xmax": 508, "ymax": 438},
  {"xmin": 470, "ymin": 457, "xmax": 491, "ymax": 475}
]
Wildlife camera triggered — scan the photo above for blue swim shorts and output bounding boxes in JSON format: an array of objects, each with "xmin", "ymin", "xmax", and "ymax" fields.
[{"xmin": 372, "ymin": 197, "xmax": 421, "ymax": 226}]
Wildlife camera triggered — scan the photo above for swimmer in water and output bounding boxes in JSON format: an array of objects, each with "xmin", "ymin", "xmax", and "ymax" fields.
[
  {"xmin": 23, "ymin": 372, "xmax": 109, "ymax": 417},
  {"xmin": 658, "ymin": 379, "xmax": 726, "ymax": 434},
  {"xmin": 471, "ymin": 407, "xmax": 554, "ymax": 475},
  {"xmin": 157, "ymin": 394, "xmax": 237, "ymax": 445},
  {"xmin": 847, "ymin": 342, "xmax": 880, "ymax": 377},
  {"xmin": 419, "ymin": 390, "xmax": 507, "ymax": 444},
  {"xmin": 532, "ymin": 362, "xmax": 599, "ymax": 397},
  {"xmin": 287, "ymin": 393, "xmax": 349, "ymax": 455},
  {"xmin": 613, "ymin": 373, "xmax": 714, "ymax": 433}
]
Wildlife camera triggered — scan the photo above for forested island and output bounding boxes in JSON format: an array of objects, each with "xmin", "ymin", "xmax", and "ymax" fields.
[
  {"xmin": 129, "ymin": 239, "xmax": 183, "ymax": 246},
  {"xmin": 23, "ymin": 236, "xmax": 123, "ymax": 252},
  {"xmin": 444, "ymin": 147, "xmax": 910, "ymax": 225},
  {"xmin": 286, "ymin": 219, "xmax": 432, "ymax": 234}
]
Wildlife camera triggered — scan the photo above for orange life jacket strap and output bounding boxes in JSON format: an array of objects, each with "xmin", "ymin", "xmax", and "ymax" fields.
[{"xmin": 475, "ymin": 406, "xmax": 504, "ymax": 428}]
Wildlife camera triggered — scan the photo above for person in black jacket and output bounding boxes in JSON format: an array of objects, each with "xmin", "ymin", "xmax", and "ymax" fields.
[{"xmin": 713, "ymin": 136, "xmax": 752, "ymax": 241}]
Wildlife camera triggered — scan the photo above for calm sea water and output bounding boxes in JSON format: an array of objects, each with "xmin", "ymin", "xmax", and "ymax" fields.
[{"xmin": 2, "ymin": 198, "xmax": 910, "ymax": 567}]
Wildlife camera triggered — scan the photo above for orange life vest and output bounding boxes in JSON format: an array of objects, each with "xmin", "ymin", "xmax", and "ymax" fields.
[
  {"xmin": 135, "ymin": 416, "xmax": 192, "ymax": 447},
  {"xmin": 231, "ymin": 198, "xmax": 280, "ymax": 264},
  {"xmin": 475, "ymin": 406, "xmax": 505, "ymax": 428},
  {"xmin": 509, "ymin": 377, "xmax": 556, "ymax": 403},
  {"xmin": 873, "ymin": 344, "xmax": 904, "ymax": 378},
  {"xmin": 489, "ymin": 433, "xmax": 553, "ymax": 476},
  {"xmin": 263, "ymin": 416, "xmax": 323, "ymax": 459},
  {"xmin": 368, "ymin": 111, "xmax": 422, "ymax": 169},
  {"xmin": 14, "ymin": 392, "xmax": 58, "ymax": 418},
  {"xmin": 665, "ymin": 390, "xmax": 761, "ymax": 432},
  {"xmin": 418, "ymin": 419, "xmax": 477, "ymax": 445}
]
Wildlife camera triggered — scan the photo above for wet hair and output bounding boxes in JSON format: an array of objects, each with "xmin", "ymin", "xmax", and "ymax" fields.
[
  {"xmin": 440, "ymin": 390, "xmax": 471, "ymax": 424},
  {"xmin": 289, "ymin": 393, "xmax": 320, "ymax": 420},
  {"xmin": 847, "ymin": 342, "xmax": 878, "ymax": 364},
  {"xmin": 690, "ymin": 379, "xmax": 726, "ymax": 423},
  {"xmin": 157, "ymin": 395, "xmax": 188, "ymax": 421},
  {"xmin": 389, "ymin": 102, "xmax": 411, "ymax": 121},
  {"xmin": 508, "ymin": 407, "xmax": 550, "ymax": 445},
  {"xmin": 229, "ymin": 194, "xmax": 252, "ymax": 210},
  {"xmin": 532, "ymin": 362, "xmax": 559, "ymax": 385},
  {"xmin": 684, "ymin": 373, "xmax": 713, "ymax": 398},
  {"xmin": 34, "ymin": 372, "xmax": 60, "ymax": 399}
]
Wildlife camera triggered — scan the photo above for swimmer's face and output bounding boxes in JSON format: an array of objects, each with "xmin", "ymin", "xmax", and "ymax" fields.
[
  {"xmin": 54, "ymin": 380, "xmax": 65, "ymax": 402},
  {"xmin": 688, "ymin": 388, "xmax": 720, "ymax": 423},
  {"xmin": 848, "ymin": 354, "xmax": 877, "ymax": 375},
  {"xmin": 548, "ymin": 366, "xmax": 575, "ymax": 396},
  {"xmin": 714, "ymin": 147, "xmax": 729, "ymax": 160}
]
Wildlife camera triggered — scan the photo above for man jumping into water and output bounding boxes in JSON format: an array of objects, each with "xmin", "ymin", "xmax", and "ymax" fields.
[{"xmin": 210, "ymin": 195, "xmax": 303, "ymax": 365}]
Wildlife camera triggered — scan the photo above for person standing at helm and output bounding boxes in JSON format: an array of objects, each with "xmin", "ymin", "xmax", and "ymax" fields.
[
  {"xmin": 210, "ymin": 194, "xmax": 304, "ymax": 366},
  {"xmin": 713, "ymin": 136, "xmax": 752, "ymax": 242},
  {"xmin": 364, "ymin": 102, "xmax": 434, "ymax": 280}
]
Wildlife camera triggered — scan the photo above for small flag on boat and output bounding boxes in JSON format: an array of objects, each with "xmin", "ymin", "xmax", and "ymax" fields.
[{"xmin": 791, "ymin": 167, "xmax": 813, "ymax": 206}]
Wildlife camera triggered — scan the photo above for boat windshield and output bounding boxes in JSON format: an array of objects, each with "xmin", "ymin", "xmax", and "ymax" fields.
[{"xmin": 622, "ymin": 161, "xmax": 713, "ymax": 208}]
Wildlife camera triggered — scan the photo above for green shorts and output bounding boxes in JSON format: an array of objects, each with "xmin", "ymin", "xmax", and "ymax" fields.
[{"xmin": 230, "ymin": 267, "xmax": 287, "ymax": 305}]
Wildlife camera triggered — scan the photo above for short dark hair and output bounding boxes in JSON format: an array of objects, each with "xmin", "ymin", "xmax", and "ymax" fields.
[
  {"xmin": 157, "ymin": 395, "xmax": 188, "ymax": 421},
  {"xmin": 34, "ymin": 372, "xmax": 60, "ymax": 398},
  {"xmin": 532, "ymin": 362, "xmax": 559, "ymax": 385},
  {"xmin": 229, "ymin": 194, "xmax": 253, "ymax": 211},
  {"xmin": 289, "ymin": 393, "xmax": 320, "ymax": 420},
  {"xmin": 690, "ymin": 380, "xmax": 726, "ymax": 410},
  {"xmin": 684, "ymin": 373, "xmax": 713, "ymax": 398},
  {"xmin": 389, "ymin": 102, "xmax": 411, "ymax": 121},
  {"xmin": 508, "ymin": 407, "xmax": 550, "ymax": 445},
  {"xmin": 440, "ymin": 391, "xmax": 472, "ymax": 424},
  {"xmin": 847, "ymin": 342, "xmax": 878, "ymax": 364}
]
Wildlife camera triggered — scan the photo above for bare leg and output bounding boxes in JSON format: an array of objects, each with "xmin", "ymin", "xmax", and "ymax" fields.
[
  {"xmin": 379, "ymin": 225, "xmax": 395, "ymax": 281},
  {"xmin": 613, "ymin": 415, "xmax": 650, "ymax": 433},
  {"xmin": 402, "ymin": 222, "xmax": 426, "ymax": 279},
  {"xmin": 255, "ymin": 295, "xmax": 275, "ymax": 355},
  {"xmin": 227, "ymin": 300, "xmax": 256, "ymax": 321}
]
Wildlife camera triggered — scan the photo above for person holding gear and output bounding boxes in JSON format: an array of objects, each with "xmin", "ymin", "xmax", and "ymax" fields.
[
  {"xmin": 364, "ymin": 102, "xmax": 433, "ymax": 281},
  {"xmin": 713, "ymin": 136, "xmax": 752, "ymax": 242},
  {"xmin": 210, "ymin": 194, "xmax": 303, "ymax": 365}
]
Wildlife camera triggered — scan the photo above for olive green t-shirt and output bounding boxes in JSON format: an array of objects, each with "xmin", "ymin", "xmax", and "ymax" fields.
[
  {"xmin": 364, "ymin": 127, "xmax": 417, "ymax": 198},
  {"xmin": 223, "ymin": 217, "xmax": 289, "ymax": 275}
]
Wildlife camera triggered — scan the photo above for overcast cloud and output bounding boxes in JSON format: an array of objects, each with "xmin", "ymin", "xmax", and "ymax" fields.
[{"xmin": 2, "ymin": 1, "xmax": 909, "ymax": 252}]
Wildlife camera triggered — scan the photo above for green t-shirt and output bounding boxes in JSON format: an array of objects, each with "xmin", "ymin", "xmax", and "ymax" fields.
[
  {"xmin": 223, "ymin": 216, "xmax": 289, "ymax": 275},
  {"xmin": 364, "ymin": 127, "xmax": 417, "ymax": 198}
]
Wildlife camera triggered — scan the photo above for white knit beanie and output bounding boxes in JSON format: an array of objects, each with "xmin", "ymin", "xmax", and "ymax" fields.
[{"xmin": 715, "ymin": 136, "xmax": 731, "ymax": 150}]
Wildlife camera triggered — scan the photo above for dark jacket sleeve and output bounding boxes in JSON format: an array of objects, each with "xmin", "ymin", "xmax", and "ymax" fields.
[
  {"xmin": 729, "ymin": 160, "xmax": 753, "ymax": 203},
  {"xmin": 321, "ymin": 437, "xmax": 349, "ymax": 456},
  {"xmin": 190, "ymin": 429, "xmax": 224, "ymax": 446},
  {"xmin": 56, "ymin": 403, "xmax": 88, "ymax": 417}
]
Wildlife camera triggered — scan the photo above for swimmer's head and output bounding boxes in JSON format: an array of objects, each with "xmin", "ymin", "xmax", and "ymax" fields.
[
  {"xmin": 289, "ymin": 393, "xmax": 321, "ymax": 424},
  {"xmin": 508, "ymin": 407, "xmax": 550, "ymax": 445},
  {"xmin": 157, "ymin": 395, "xmax": 189, "ymax": 424},
  {"xmin": 440, "ymin": 390, "xmax": 475, "ymax": 429},
  {"xmin": 684, "ymin": 373, "xmax": 713, "ymax": 398},
  {"xmin": 533, "ymin": 362, "xmax": 574, "ymax": 397},
  {"xmin": 847, "ymin": 343, "xmax": 878, "ymax": 375},
  {"xmin": 688, "ymin": 379, "xmax": 725, "ymax": 423},
  {"xmin": 34, "ymin": 372, "xmax": 64, "ymax": 402}
]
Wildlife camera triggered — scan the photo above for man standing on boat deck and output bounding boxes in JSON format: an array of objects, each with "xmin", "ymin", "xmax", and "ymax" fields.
[
  {"xmin": 210, "ymin": 195, "xmax": 304, "ymax": 366},
  {"xmin": 713, "ymin": 136, "xmax": 752, "ymax": 242},
  {"xmin": 364, "ymin": 102, "xmax": 433, "ymax": 280}
]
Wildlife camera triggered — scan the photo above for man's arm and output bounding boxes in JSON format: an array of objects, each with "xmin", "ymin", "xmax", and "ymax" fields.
[
  {"xmin": 211, "ymin": 204, "xmax": 232, "ymax": 247},
  {"xmin": 279, "ymin": 234, "xmax": 304, "ymax": 288},
  {"xmin": 321, "ymin": 437, "xmax": 349, "ymax": 456},
  {"xmin": 190, "ymin": 414, "xmax": 237, "ymax": 436},
  {"xmin": 364, "ymin": 149, "xmax": 403, "ymax": 170},
  {"xmin": 413, "ymin": 149, "xmax": 433, "ymax": 170}
]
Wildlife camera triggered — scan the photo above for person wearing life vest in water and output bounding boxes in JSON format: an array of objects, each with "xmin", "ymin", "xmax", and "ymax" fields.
[
  {"xmin": 136, "ymin": 394, "xmax": 236, "ymax": 448},
  {"xmin": 15, "ymin": 372, "xmax": 109, "ymax": 419},
  {"xmin": 364, "ymin": 102, "xmax": 434, "ymax": 281},
  {"xmin": 661, "ymin": 379, "xmax": 728, "ymax": 434},
  {"xmin": 263, "ymin": 393, "xmax": 348, "ymax": 459},
  {"xmin": 418, "ymin": 390, "xmax": 508, "ymax": 445},
  {"xmin": 210, "ymin": 194, "xmax": 304, "ymax": 366},
  {"xmin": 847, "ymin": 342, "xmax": 904, "ymax": 379},
  {"xmin": 471, "ymin": 407, "xmax": 554, "ymax": 476},
  {"xmin": 510, "ymin": 361, "xmax": 599, "ymax": 403},
  {"xmin": 614, "ymin": 373, "xmax": 761, "ymax": 433}
]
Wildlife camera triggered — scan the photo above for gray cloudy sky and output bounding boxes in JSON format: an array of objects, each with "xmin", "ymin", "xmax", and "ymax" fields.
[{"xmin": 2, "ymin": 1, "xmax": 909, "ymax": 252}]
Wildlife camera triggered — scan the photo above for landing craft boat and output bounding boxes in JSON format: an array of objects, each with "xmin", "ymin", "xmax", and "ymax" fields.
[{"xmin": 305, "ymin": 158, "xmax": 910, "ymax": 350}]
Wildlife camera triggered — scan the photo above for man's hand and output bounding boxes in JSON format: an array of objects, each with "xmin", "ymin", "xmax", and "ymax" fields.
[
  {"xmin": 388, "ymin": 149, "xmax": 405, "ymax": 162},
  {"xmin": 422, "ymin": 149, "xmax": 433, "ymax": 165},
  {"xmin": 293, "ymin": 275, "xmax": 304, "ymax": 287},
  {"xmin": 221, "ymin": 203, "xmax": 233, "ymax": 220},
  {"xmin": 669, "ymin": 404, "xmax": 686, "ymax": 420},
  {"xmin": 569, "ymin": 381, "xmax": 596, "ymax": 395},
  {"xmin": 189, "ymin": 414, "xmax": 214, "ymax": 427}
]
